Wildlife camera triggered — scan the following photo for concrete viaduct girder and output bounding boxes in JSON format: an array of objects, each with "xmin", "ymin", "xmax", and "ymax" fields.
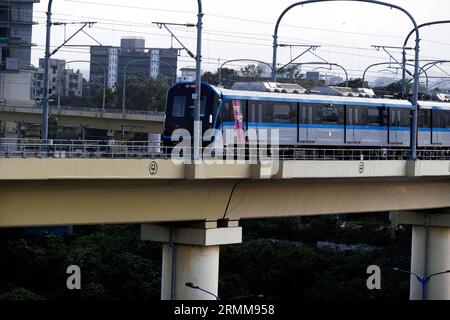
[
  {"xmin": 1, "ymin": 159, "xmax": 450, "ymax": 228},
  {"xmin": 0, "ymin": 105, "xmax": 164, "ymax": 133}
]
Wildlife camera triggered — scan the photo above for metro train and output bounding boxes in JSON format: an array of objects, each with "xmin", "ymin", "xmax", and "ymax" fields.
[{"xmin": 162, "ymin": 82, "xmax": 450, "ymax": 150}]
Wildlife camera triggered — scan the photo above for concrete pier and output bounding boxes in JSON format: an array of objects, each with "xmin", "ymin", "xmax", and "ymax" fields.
[
  {"xmin": 141, "ymin": 221, "xmax": 242, "ymax": 300},
  {"xmin": 394, "ymin": 211, "xmax": 450, "ymax": 300}
]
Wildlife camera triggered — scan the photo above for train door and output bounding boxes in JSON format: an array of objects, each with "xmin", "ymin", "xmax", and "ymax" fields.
[
  {"xmin": 299, "ymin": 104, "xmax": 314, "ymax": 143},
  {"xmin": 418, "ymin": 109, "xmax": 431, "ymax": 147},
  {"xmin": 389, "ymin": 109, "xmax": 401, "ymax": 145},
  {"xmin": 432, "ymin": 110, "xmax": 443, "ymax": 145},
  {"xmin": 248, "ymin": 101, "xmax": 262, "ymax": 143},
  {"xmin": 346, "ymin": 106, "xmax": 359, "ymax": 144}
]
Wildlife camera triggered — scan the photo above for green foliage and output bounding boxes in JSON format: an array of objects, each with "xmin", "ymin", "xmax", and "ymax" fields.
[
  {"xmin": 203, "ymin": 68, "xmax": 239, "ymax": 86},
  {"xmin": 336, "ymin": 78, "xmax": 364, "ymax": 88},
  {"xmin": 0, "ymin": 215, "xmax": 411, "ymax": 300},
  {"xmin": 220, "ymin": 239, "xmax": 409, "ymax": 300},
  {"xmin": 93, "ymin": 87, "xmax": 116, "ymax": 110},
  {"xmin": 118, "ymin": 75, "xmax": 170, "ymax": 112},
  {"xmin": 240, "ymin": 64, "xmax": 263, "ymax": 81},
  {"xmin": 0, "ymin": 287, "xmax": 46, "ymax": 300},
  {"xmin": 0, "ymin": 225, "xmax": 161, "ymax": 300}
]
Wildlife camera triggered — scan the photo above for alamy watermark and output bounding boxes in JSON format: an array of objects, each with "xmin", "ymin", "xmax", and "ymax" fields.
[
  {"xmin": 170, "ymin": 122, "xmax": 281, "ymax": 175},
  {"xmin": 66, "ymin": 265, "xmax": 81, "ymax": 290},
  {"xmin": 366, "ymin": 265, "xmax": 381, "ymax": 290}
]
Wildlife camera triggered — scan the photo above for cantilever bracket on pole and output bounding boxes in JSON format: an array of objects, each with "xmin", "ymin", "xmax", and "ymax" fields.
[
  {"xmin": 309, "ymin": 50, "xmax": 328, "ymax": 64},
  {"xmin": 277, "ymin": 45, "xmax": 321, "ymax": 73},
  {"xmin": 372, "ymin": 45, "xmax": 413, "ymax": 71},
  {"xmin": 153, "ymin": 22, "xmax": 196, "ymax": 59},
  {"xmin": 50, "ymin": 22, "xmax": 97, "ymax": 56},
  {"xmin": 81, "ymin": 29, "xmax": 102, "ymax": 46},
  {"xmin": 435, "ymin": 64, "xmax": 450, "ymax": 77}
]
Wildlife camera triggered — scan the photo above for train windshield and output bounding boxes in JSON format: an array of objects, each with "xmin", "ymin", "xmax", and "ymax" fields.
[{"xmin": 163, "ymin": 83, "xmax": 219, "ymax": 142}]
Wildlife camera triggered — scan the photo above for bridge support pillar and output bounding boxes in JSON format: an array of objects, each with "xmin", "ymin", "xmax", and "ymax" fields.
[
  {"xmin": 141, "ymin": 221, "xmax": 242, "ymax": 300},
  {"xmin": 393, "ymin": 211, "xmax": 450, "ymax": 300}
]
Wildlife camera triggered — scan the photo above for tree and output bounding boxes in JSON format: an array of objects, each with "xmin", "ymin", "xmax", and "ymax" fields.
[
  {"xmin": 202, "ymin": 71, "xmax": 218, "ymax": 85},
  {"xmin": 93, "ymin": 87, "xmax": 116, "ymax": 110},
  {"xmin": 203, "ymin": 68, "xmax": 240, "ymax": 86},
  {"xmin": 336, "ymin": 78, "xmax": 364, "ymax": 88},
  {"xmin": 117, "ymin": 75, "xmax": 170, "ymax": 112},
  {"xmin": 278, "ymin": 65, "xmax": 302, "ymax": 81},
  {"xmin": 240, "ymin": 64, "xmax": 263, "ymax": 81}
]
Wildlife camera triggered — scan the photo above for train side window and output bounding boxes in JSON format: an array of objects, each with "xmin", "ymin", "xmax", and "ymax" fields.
[
  {"xmin": 441, "ymin": 110, "xmax": 450, "ymax": 128},
  {"xmin": 299, "ymin": 103, "xmax": 311, "ymax": 124},
  {"xmin": 311, "ymin": 105, "xmax": 323, "ymax": 124},
  {"xmin": 400, "ymin": 109, "xmax": 411, "ymax": 127},
  {"xmin": 419, "ymin": 109, "xmax": 431, "ymax": 128},
  {"xmin": 262, "ymin": 102, "xmax": 274, "ymax": 122},
  {"xmin": 434, "ymin": 110, "xmax": 450, "ymax": 128},
  {"xmin": 320, "ymin": 104, "xmax": 344, "ymax": 125},
  {"xmin": 362, "ymin": 106, "xmax": 385, "ymax": 126},
  {"xmin": 172, "ymin": 96, "xmax": 186, "ymax": 117},
  {"xmin": 379, "ymin": 107, "xmax": 387, "ymax": 126},
  {"xmin": 273, "ymin": 103, "xmax": 297, "ymax": 123},
  {"xmin": 445, "ymin": 111, "xmax": 450, "ymax": 128},
  {"xmin": 223, "ymin": 100, "xmax": 247, "ymax": 127},
  {"xmin": 248, "ymin": 101, "xmax": 261, "ymax": 123},
  {"xmin": 390, "ymin": 109, "xmax": 401, "ymax": 126}
]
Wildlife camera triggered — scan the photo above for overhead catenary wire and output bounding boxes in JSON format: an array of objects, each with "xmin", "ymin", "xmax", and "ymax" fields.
[{"xmin": 25, "ymin": 4, "xmax": 450, "ymax": 83}]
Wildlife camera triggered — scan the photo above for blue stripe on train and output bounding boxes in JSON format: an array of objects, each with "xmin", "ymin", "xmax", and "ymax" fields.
[
  {"xmin": 221, "ymin": 122, "xmax": 448, "ymax": 132},
  {"xmin": 164, "ymin": 124, "xmax": 450, "ymax": 140}
]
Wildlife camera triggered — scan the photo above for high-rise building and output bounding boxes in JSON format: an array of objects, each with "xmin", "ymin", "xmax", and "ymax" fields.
[
  {"xmin": 120, "ymin": 37, "xmax": 145, "ymax": 53},
  {"xmin": 34, "ymin": 58, "xmax": 83, "ymax": 99},
  {"xmin": 89, "ymin": 37, "xmax": 178, "ymax": 94},
  {"xmin": 0, "ymin": 0, "xmax": 40, "ymax": 70},
  {"xmin": 62, "ymin": 69, "xmax": 83, "ymax": 97}
]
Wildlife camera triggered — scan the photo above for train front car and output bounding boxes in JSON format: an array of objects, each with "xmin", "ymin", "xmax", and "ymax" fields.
[{"xmin": 162, "ymin": 83, "xmax": 222, "ymax": 149}]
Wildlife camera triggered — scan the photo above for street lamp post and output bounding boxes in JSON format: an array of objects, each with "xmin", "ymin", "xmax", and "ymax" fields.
[
  {"xmin": 185, "ymin": 282, "xmax": 220, "ymax": 300},
  {"xmin": 272, "ymin": 0, "xmax": 420, "ymax": 161},
  {"xmin": 41, "ymin": 0, "xmax": 53, "ymax": 141},
  {"xmin": 393, "ymin": 268, "xmax": 450, "ymax": 300},
  {"xmin": 193, "ymin": 0, "xmax": 203, "ymax": 162},
  {"xmin": 402, "ymin": 20, "xmax": 450, "ymax": 95},
  {"xmin": 40, "ymin": 1, "xmax": 96, "ymax": 141},
  {"xmin": 152, "ymin": 2, "xmax": 202, "ymax": 161}
]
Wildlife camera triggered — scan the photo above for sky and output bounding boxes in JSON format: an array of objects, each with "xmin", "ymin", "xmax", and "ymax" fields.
[{"xmin": 30, "ymin": 0, "xmax": 450, "ymax": 87}]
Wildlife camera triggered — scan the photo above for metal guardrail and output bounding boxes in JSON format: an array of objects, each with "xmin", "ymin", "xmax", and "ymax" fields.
[
  {"xmin": 1, "ymin": 138, "xmax": 450, "ymax": 160},
  {"xmin": 0, "ymin": 139, "xmax": 162, "ymax": 159},
  {"xmin": 2, "ymin": 104, "xmax": 166, "ymax": 117}
]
